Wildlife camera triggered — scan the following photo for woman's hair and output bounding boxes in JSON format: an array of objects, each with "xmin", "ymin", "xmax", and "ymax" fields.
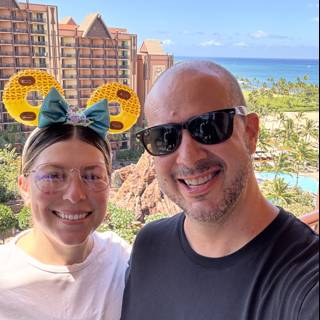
[{"xmin": 21, "ymin": 124, "xmax": 112, "ymax": 177}]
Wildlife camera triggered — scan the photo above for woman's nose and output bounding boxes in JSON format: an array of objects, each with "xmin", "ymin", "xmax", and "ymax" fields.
[{"xmin": 62, "ymin": 172, "xmax": 87, "ymax": 203}]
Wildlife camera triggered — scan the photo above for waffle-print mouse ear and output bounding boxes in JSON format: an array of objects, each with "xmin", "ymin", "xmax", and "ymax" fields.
[
  {"xmin": 3, "ymin": 69, "xmax": 64, "ymax": 126},
  {"xmin": 87, "ymin": 82, "xmax": 141, "ymax": 134}
]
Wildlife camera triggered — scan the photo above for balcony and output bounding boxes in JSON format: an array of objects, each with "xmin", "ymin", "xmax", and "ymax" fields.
[
  {"xmin": 0, "ymin": 15, "xmax": 12, "ymax": 21},
  {"xmin": 91, "ymin": 44, "xmax": 105, "ymax": 49},
  {"xmin": 16, "ymin": 64, "xmax": 32, "ymax": 68},
  {"xmin": 0, "ymin": 40, "xmax": 12, "ymax": 45},
  {"xmin": 62, "ymin": 64, "xmax": 77, "ymax": 68},
  {"xmin": 0, "ymin": 51, "xmax": 14, "ymax": 56},
  {"xmin": 62, "ymin": 74, "xmax": 77, "ymax": 79},
  {"xmin": 0, "ymin": 28, "xmax": 12, "ymax": 32},
  {"xmin": 31, "ymin": 41, "xmax": 46, "ymax": 46},
  {"xmin": 91, "ymin": 55, "xmax": 104, "ymax": 59},
  {"xmin": 61, "ymin": 43, "xmax": 75, "ymax": 47},
  {"xmin": 0, "ymin": 74, "xmax": 11, "ymax": 79},
  {"xmin": 61, "ymin": 53, "xmax": 76, "ymax": 58},
  {"xmin": 13, "ymin": 29, "xmax": 28, "ymax": 34},
  {"xmin": 65, "ymin": 95, "xmax": 77, "ymax": 99},
  {"xmin": 31, "ymin": 29, "xmax": 46, "ymax": 35},
  {"xmin": 11, "ymin": 16, "xmax": 26, "ymax": 22},
  {"xmin": 0, "ymin": 63, "xmax": 15, "ymax": 68},
  {"xmin": 64, "ymin": 85, "xmax": 77, "ymax": 89},
  {"xmin": 79, "ymin": 54, "xmax": 91, "ymax": 58},
  {"xmin": 30, "ymin": 17, "xmax": 46, "ymax": 23},
  {"xmin": 16, "ymin": 51, "xmax": 30, "ymax": 56},
  {"xmin": 32, "ymin": 52, "xmax": 47, "ymax": 57},
  {"xmin": 91, "ymin": 65, "xmax": 105, "ymax": 69},
  {"xmin": 79, "ymin": 65, "xmax": 91, "ymax": 69},
  {"xmin": 33, "ymin": 64, "xmax": 47, "ymax": 68}
]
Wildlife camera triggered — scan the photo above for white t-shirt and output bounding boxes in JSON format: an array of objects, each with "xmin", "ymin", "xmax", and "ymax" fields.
[{"xmin": 0, "ymin": 230, "xmax": 131, "ymax": 320}]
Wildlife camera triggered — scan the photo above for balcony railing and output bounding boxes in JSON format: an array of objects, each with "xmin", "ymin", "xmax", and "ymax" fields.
[
  {"xmin": 62, "ymin": 64, "xmax": 77, "ymax": 68},
  {"xmin": 0, "ymin": 15, "xmax": 12, "ymax": 20},
  {"xmin": 61, "ymin": 53, "xmax": 76, "ymax": 57},
  {"xmin": 33, "ymin": 64, "xmax": 47, "ymax": 68},
  {"xmin": 64, "ymin": 85, "xmax": 77, "ymax": 89},
  {"xmin": 13, "ymin": 29, "xmax": 28, "ymax": 34},
  {"xmin": 0, "ymin": 51, "xmax": 14, "ymax": 56},
  {"xmin": 16, "ymin": 64, "xmax": 32, "ymax": 68},
  {"xmin": 0, "ymin": 40, "xmax": 12, "ymax": 44},
  {"xmin": 30, "ymin": 17, "xmax": 46, "ymax": 23},
  {"xmin": 32, "ymin": 52, "xmax": 47, "ymax": 57},
  {"xmin": 61, "ymin": 43, "xmax": 75, "ymax": 47},
  {"xmin": 79, "ymin": 54, "xmax": 91, "ymax": 58},
  {"xmin": 31, "ymin": 29, "xmax": 46, "ymax": 34},
  {"xmin": 0, "ymin": 64, "xmax": 15, "ymax": 67},
  {"xmin": 62, "ymin": 74, "xmax": 77, "ymax": 79},
  {"xmin": 300, "ymin": 211, "xmax": 319, "ymax": 233}
]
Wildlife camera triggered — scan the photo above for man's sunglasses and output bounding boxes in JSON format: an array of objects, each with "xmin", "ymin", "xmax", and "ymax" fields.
[{"xmin": 136, "ymin": 107, "xmax": 247, "ymax": 156}]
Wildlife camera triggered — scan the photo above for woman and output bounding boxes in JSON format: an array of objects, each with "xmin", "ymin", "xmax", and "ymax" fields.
[{"xmin": 0, "ymin": 88, "xmax": 131, "ymax": 320}]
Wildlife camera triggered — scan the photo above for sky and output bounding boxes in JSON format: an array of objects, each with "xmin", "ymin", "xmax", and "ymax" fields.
[{"xmin": 28, "ymin": 0, "xmax": 319, "ymax": 59}]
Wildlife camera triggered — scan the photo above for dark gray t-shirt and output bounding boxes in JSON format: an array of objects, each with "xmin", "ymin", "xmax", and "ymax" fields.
[{"xmin": 121, "ymin": 209, "xmax": 319, "ymax": 320}]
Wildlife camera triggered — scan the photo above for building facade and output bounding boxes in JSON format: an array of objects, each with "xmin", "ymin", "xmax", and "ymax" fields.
[{"xmin": 0, "ymin": 0, "xmax": 172, "ymax": 151}]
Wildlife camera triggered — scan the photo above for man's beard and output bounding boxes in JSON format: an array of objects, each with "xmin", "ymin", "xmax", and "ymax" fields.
[{"xmin": 157, "ymin": 153, "xmax": 253, "ymax": 224}]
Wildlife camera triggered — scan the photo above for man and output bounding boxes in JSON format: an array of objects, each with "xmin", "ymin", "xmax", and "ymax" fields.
[{"xmin": 121, "ymin": 61, "xmax": 319, "ymax": 320}]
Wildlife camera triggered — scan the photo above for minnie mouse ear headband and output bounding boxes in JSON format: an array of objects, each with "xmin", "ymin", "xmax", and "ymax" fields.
[
  {"xmin": 39, "ymin": 87, "xmax": 109, "ymax": 139},
  {"xmin": 3, "ymin": 69, "xmax": 141, "ymax": 137}
]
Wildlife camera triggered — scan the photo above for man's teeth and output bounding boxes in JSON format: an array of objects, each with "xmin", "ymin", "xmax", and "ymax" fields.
[
  {"xmin": 184, "ymin": 172, "xmax": 217, "ymax": 186},
  {"xmin": 54, "ymin": 211, "xmax": 90, "ymax": 221}
]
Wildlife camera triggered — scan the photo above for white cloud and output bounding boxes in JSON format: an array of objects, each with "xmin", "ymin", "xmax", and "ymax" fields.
[
  {"xmin": 250, "ymin": 30, "xmax": 269, "ymax": 39},
  {"xmin": 200, "ymin": 40, "xmax": 223, "ymax": 47},
  {"xmin": 161, "ymin": 39, "xmax": 174, "ymax": 46},
  {"xmin": 234, "ymin": 42, "xmax": 248, "ymax": 47},
  {"xmin": 312, "ymin": 16, "xmax": 319, "ymax": 22}
]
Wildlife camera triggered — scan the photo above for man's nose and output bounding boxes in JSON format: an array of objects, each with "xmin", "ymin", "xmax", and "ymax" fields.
[
  {"xmin": 62, "ymin": 173, "xmax": 87, "ymax": 203},
  {"xmin": 175, "ymin": 130, "xmax": 208, "ymax": 167}
]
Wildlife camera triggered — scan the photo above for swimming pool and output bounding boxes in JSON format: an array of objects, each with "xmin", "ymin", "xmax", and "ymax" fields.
[{"xmin": 255, "ymin": 172, "xmax": 319, "ymax": 194}]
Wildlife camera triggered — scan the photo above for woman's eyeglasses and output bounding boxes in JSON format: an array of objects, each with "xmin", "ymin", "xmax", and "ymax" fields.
[
  {"xmin": 136, "ymin": 107, "xmax": 247, "ymax": 156},
  {"xmin": 24, "ymin": 164, "xmax": 109, "ymax": 194}
]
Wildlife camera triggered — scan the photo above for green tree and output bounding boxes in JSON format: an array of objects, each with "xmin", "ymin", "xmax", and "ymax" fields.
[
  {"xmin": 17, "ymin": 207, "xmax": 32, "ymax": 231},
  {"xmin": 98, "ymin": 203, "xmax": 140, "ymax": 243},
  {"xmin": 0, "ymin": 204, "xmax": 17, "ymax": 243},
  {"xmin": 0, "ymin": 146, "xmax": 20, "ymax": 202}
]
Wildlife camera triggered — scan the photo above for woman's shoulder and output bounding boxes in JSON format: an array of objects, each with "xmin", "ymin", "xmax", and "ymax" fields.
[{"xmin": 93, "ymin": 231, "xmax": 132, "ymax": 257}]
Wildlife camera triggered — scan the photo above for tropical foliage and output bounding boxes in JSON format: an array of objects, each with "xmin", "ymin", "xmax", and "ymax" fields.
[
  {"xmin": 246, "ymin": 77, "xmax": 319, "ymax": 216},
  {"xmin": 17, "ymin": 207, "xmax": 32, "ymax": 231},
  {"xmin": 0, "ymin": 146, "xmax": 21, "ymax": 203},
  {"xmin": 0, "ymin": 204, "xmax": 17, "ymax": 243}
]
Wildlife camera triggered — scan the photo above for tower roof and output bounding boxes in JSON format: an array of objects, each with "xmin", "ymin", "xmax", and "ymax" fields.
[
  {"xmin": 140, "ymin": 40, "xmax": 165, "ymax": 55},
  {"xmin": 78, "ymin": 13, "xmax": 112, "ymax": 38}
]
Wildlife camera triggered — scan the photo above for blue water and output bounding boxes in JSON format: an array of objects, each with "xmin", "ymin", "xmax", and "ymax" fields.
[
  {"xmin": 175, "ymin": 56, "xmax": 319, "ymax": 85},
  {"xmin": 255, "ymin": 172, "xmax": 319, "ymax": 194}
]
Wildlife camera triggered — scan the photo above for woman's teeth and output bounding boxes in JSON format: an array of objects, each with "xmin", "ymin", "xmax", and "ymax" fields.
[{"xmin": 53, "ymin": 211, "xmax": 90, "ymax": 221}]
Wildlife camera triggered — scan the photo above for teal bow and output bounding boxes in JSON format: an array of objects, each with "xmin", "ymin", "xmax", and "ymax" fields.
[{"xmin": 38, "ymin": 87, "xmax": 110, "ymax": 139}]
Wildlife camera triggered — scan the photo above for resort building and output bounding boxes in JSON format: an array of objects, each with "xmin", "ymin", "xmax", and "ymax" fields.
[
  {"xmin": 0, "ymin": 0, "xmax": 60, "ymax": 143},
  {"xmin": 0, "ymin": 0, "xmax": 172, "ymax": 152}
]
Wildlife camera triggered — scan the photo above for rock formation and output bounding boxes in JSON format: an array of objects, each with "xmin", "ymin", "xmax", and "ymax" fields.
[{"xmin": 110, "ymin": 152, "xmax": 181, "ymax": 220}]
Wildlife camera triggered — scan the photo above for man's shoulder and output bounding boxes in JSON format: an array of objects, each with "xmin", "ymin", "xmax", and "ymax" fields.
[
  {"xmin": 134, "ymin": 212, "xmax": 183, "ymax": 244},
  {"xmin": 279, "ymin": 208, "xmax": 319, "ymax": 243}
]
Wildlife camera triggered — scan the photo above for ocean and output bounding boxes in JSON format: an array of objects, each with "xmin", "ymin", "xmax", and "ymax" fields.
[{"xmin": 175, "ymin": 56, "xmax": 319, "ymax": 85}]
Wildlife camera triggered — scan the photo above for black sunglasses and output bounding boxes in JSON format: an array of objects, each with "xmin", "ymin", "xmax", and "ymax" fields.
[{"xmin": 136, "ymin": 107, "xmax": 247, "ymax": 156}]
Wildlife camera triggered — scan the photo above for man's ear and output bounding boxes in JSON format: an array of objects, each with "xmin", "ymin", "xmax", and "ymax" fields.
[
  {"xmin": 245, "ymin": 113, "xmax": 259, "ymax": 154},
  {"xmin": 18, "ymin": 175, "xmax": 31, "ymax": 208}
]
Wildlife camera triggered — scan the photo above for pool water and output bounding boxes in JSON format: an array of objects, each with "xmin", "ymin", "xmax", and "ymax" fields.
[{"xmin": 255, "ymin": 172, "xmax": 319, "ymax": 194}]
